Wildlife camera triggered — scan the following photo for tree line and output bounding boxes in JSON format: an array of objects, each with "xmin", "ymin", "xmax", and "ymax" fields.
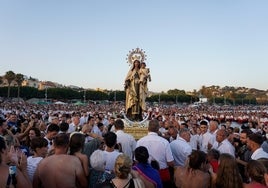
[
  {"xmin": 0, "ymin": 86, "xmax": 260, "ymax": 105},
  {"xmin": 0, "ymin": 70, "xmax": 265, "ymax": 105}
]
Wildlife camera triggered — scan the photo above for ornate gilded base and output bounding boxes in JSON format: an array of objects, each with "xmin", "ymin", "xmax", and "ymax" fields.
[
  {"xmin": 121, "ymin": 112, "xmax": 150, "ymax": 140},
  {"xmin": 123, "ymin": 120, "xmax": 149, "ymax": 140},
  {"xmin": 124, "ymin": 125, "xmax": 148, "ymax": 140}
]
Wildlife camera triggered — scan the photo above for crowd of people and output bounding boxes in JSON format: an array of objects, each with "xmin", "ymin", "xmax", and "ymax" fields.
[{"xmin": 0, "ymin": 100, "xmax": 268, "ymax": 188}]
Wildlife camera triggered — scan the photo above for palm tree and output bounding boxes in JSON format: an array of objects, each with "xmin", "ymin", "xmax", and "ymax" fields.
[
  {"xmin": 15, "ymin": 73, "xmax": 24, "ymax": 99},
  {"xmin": 0, "ymin": 76, "xmax": 3, "ymax": 85},
  {"xmin": 4, "ymin": 71, "xmax": 16, "ymax": 98}
]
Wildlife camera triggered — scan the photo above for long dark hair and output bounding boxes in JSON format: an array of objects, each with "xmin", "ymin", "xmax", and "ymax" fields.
[
  {"xmin": 131, "ymin": 60, "xmax": 141, "ymax": 71},
  {"xmin": 247, "ymin": 160, "xmax": 266, "ymax": 185},
  {"xmin": 69, "ymin": 133, "xmax": 85, "ymax": 155},
  {"xmin": 216, "ymin": 153, "xmax": 243, "ymax": 188}
]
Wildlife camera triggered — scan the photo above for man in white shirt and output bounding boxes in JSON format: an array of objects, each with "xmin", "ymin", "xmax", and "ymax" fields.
[
  {"xmin": 189, "ymin": 123, "xmax": 199, "ymax": 150},
  {"xmin": 114, "ymin": 119, "xmax": 136, "ymax": 160},
  {"xmin": 170, "ymin": 128, "xmax": 192, "ymax": 167},
  {"xmin": 209, "ymin": 120, "xmax": 219, "ymax": 145},
  {"xmin": 247, "ymin": 133, "xmax": 268, "ymax": 160},
  {"xmin": 91, "ymin": 122, "xmax": 103, "ymax": 137},
  {"xmin": 199, "ymin": 120, "xmax": 212, "ymax": 153},
  {"xmin": 98, "ymin": 113, "xmax": 109, "ymax": 127},
  {"xmin": 68, "ymin": 114, "xmax": 81, "ymax": 133},
  {"xmin": 158, "ymin": 120, "xmax": 167, "ymax": 137},
  {"xmin": 212, "ymin": 129, "xmax": 235, "ymax": 157},
  {"xmin": 136, "ymin": 119, "xmax": 174, "ymax": 187},
  {"xmin": 79, "ymin": 111, "xmax": 88, "ymax": 126},
  {"xmin": 44, "ymin": 123, "xmax": 59, "ymax": 152},
  {"xmin": 107, "ymin": 117, "xmax": 116, "ymax": 132}
]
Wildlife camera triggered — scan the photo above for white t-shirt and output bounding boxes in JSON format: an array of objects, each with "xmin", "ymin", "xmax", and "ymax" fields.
[
  {"xmin": 103, "ymin": 150, "xmax": 121, "ymax": 172},
  {"xmin": 27, "ymin": 156, "xmax": 43, "ymax": 182},
  {"xmin": 136, "ymin": 132, "xmax": 174, "ymax": 169},
  {"xmin": 170, "ymin": 137, "xmax": 192, "ymax": 167},
  {"xmin": 251, "ymin": 148, "xmax": 268, "ymax": 160},
  {"xmin": 116, "ymin": 130, "xmax": 136, "ymax": 160}
]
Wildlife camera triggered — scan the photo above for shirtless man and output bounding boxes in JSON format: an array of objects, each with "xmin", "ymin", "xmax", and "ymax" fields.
[{"xmin": 33, "ymin": 133, "xmax": 87, "ymax": 188}]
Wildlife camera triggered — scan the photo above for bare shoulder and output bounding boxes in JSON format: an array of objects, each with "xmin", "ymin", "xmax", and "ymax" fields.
[
  {"xmin": 68, "ymin": 155, "xmax": 85, "ymax": 169},
  {"xmin": 39, "ymin": 154, "xmax": 80, "ymax": 167},
  {"xmin": 174, "ymin": 166, "xmax": 185, "ymax": 174},
  {"xmin": 0, "ymin": 166, "xmax": 9, "ymax": 187},
  {"xmin": 195, "ymin": 170, "xmax": 210, "ymax": 183},
  {"xmin": 75, "ymin": 153, "xmax": 88, "ymax": 161}
]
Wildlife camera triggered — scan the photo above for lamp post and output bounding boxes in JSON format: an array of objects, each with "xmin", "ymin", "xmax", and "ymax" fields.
[
  {"xmin": 158, "ymin": 94, "xmax": 160, "ymax": 104},
  {"xmin": 114, "ymin": 91, "xmax": 116, "ymax": 102},
  {"xmin": 107, "ymin": 91, "xmax": 111, "ymax": 101},
  {"xmin": 45, "ymin": 87, "xmax": 47, "ymax": 102},
  {"xmin": 83, "ymin": 90, "xmax": 86, "ymax": 103}
]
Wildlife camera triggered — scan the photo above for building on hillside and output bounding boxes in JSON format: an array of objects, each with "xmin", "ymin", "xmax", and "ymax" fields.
[
  {"xmin": 39, "ymin": 81, "xmax": 57, "ymax": 90},
  {"xmin": 22, "ymin": 77, "xmax": 39, "ymax": 88}
]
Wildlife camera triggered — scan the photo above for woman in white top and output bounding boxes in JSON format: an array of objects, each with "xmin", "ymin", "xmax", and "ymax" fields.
[{"xmin": 27, "ymin": 137, "xmax": 48, "ymax": 182}]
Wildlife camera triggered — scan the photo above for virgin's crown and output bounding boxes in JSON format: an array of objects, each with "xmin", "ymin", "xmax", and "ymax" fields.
[{"xmin": 126, "ymin": 48, "xmax": 147, "ymax": 65}]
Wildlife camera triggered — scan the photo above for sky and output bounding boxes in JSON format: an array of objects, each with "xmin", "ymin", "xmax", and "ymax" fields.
[{"xmin": 0, "ymin": 0, "xmax": 268, "ymax": 93}]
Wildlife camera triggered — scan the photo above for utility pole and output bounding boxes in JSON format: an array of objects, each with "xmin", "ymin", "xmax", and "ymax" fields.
[
  {"xmin": 83, "ymin": 90, "xmax": 86, "ymax": 103},
  {"xmin": 45, "ymin": 87, "xmax": 47, "ymax": 102}
]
